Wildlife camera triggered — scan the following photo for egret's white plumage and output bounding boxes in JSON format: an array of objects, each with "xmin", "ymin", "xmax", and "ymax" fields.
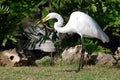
[
  {"xmin": 36, "ymin": 11, "xmax": 109, "ymax": 72},
  {"xmin": 46, "ymin": 11, "xmax": 109, "ymax": 43}
]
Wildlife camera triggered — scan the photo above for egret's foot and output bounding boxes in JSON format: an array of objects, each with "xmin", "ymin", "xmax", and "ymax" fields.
[{"xmin": 75, "ymin": 67, "xmax": 84, "ymax": 73}]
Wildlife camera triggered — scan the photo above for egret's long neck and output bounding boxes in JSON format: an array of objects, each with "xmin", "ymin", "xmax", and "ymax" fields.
[{"xmin": 54, "ymin": 14, "xmax": 70, "ymax": 33}]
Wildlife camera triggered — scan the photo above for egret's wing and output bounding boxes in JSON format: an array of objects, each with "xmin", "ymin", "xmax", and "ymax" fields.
[{"xmin": 69, "ymin": 11, "xmax": 109, "ymax": 43}]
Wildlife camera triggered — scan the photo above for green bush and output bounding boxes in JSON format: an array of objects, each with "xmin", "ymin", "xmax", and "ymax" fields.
[
  {"xmin": 0, "ymin": 0, "xmax": 119, "ymax": 53},
  {"xmin": 0, "ymin": 0, "xmax": 39, "ymax": 49}
]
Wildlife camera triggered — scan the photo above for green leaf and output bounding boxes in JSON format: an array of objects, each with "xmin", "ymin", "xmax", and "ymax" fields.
[
  {"xmin": 7, "ymin": 35, "xmax": 17, "ymax": 43},
  {"xmin": 39, "ymin": 0, "xmax": 48, "ymax": 6},
  {"xmin": 52, "ymin": 1, "xmax": 59, "ymax": 9},
  {"xmin": 0, "ymin": 5, "xmax": 9, "ymax": 14},
  {"xmin": 2, "ymin": 38, "xmax": 7, "ymax": 46},
  {"xmin": 91, "ymin": 4, "xmax": 97, "ymax": 12},
  {"xmin": 0, "ymin": 0, "xmax": 5, "ymax": 4}
]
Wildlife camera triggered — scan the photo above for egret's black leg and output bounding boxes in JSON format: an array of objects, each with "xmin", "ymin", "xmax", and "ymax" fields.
[{"xmin": 76, "ymin": 36, "xmax": 85, "ymax": 72}]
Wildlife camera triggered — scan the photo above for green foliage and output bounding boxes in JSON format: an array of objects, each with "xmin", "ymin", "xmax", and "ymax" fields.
[
  {"xmin": 0, "ymin": 5, "xmax": 9, "ymax": 14},
  {"xmin": 0, "ymin": 0, "xmax": 40, "ymax": 48},
  {"xmin": 0, "ymin": 0, "xmax": 119, "ymax": 53},
  {"xmin": 85, "ymin": 40, "xmax": 111, "ymax": 54},
  {"xmin": 2, "ymin": 35, "xmax": 17, "ymax": 46},
  {"xmin": 0, "ymin": 4, "xmax": 17, "ymax": 47}
]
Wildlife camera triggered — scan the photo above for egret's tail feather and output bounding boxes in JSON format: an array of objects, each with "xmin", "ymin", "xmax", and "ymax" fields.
[{"xmin": 100, "ymin": 31, "xmax": 109, "ymax": 43}]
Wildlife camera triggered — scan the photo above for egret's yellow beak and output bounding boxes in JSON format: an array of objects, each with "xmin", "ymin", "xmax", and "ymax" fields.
[{"xmin": 36, "ymin": 16, "xmax": 49, "ymax": 26}]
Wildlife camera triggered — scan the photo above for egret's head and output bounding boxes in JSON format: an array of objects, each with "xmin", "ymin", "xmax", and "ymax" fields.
[{"xmin": 36, "ymin": 13, "xmax": 60, "ymax": 26}]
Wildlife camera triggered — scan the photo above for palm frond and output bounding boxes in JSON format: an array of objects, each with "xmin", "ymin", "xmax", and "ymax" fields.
[
  {"xmin": 0, "ymin": 5, "xmax": 9, "ymax": 14},
  {"xmin": 22, "ymin": 24, "xmax": 58, "ymax": 49}
]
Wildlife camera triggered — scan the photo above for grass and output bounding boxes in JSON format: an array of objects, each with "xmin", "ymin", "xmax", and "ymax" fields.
[{"xmin": 0, "ymin": 60, "xmax": 120, "ymax": 80}]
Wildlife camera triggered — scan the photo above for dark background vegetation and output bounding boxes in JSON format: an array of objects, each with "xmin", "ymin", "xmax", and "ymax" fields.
[{"xmin": 0, "ymin": 0, "xmax": 120, "ymax": 54}]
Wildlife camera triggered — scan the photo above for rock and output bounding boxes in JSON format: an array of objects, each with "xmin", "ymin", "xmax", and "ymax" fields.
[
  {"xmin": 36, "ymin": 56, "xmax": 51, "ymax": 63},
  {"xmin": 114, "ymin": 46, "xmax": 120, "ymax": 60},
  {"xmin": 0, "ymin": 48, "xmax": 20, "ymax": 66},
  {"xmin": 61, "ymin": 45, "xmax": 90, "ymax": 64},
  {"xmin": 0, "ymin": 48, "xmax": 36, "ymax": 66},
  {"xmin": 40, "ymin": 56, "xmax": 51, "ymax": 61},
  {"xmin": 35, "ymin": 56, "xmax": 52, "ymax": 66},
  {"xmin": 39, "ymin": 40, "xmax": 56, "ymax": 52},
  {"xmin": 96, "ymin": 53, "xmax": 117, "ymax": 66}
]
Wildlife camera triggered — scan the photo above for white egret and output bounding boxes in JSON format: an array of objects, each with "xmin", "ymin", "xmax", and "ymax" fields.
[{"xmin": 36, "ymin": 11, "xmax": 109, "ymax": 72}]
